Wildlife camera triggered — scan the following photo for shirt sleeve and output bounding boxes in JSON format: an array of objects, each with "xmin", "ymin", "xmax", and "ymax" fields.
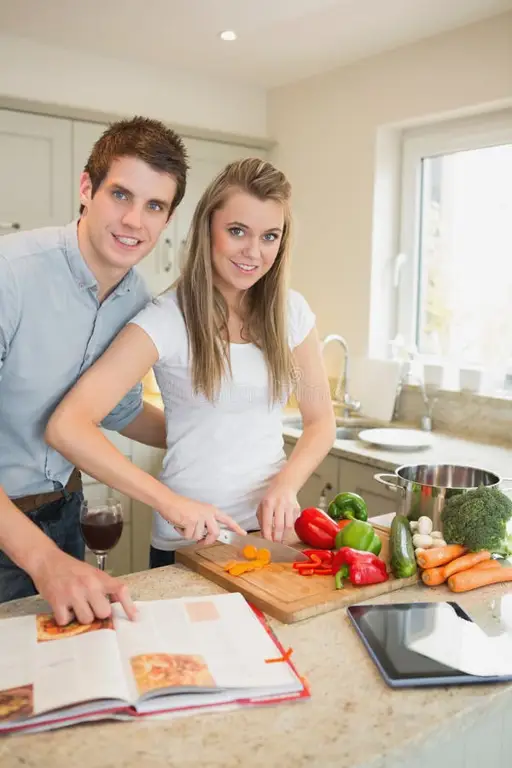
[
  {"xmin": 287, "ymin": 289, "xmax": 316, "ymax": 349},
  {"xmin": 128, "ymin": 292, "xmax": 185, "ymax": 362},
  {"xmin": 0, "ymin": 255, "xmax": 21, "ymax": 373},
  {"xmin": 100, "ymin": 383, "xmax": 144, "ymax": 432}
]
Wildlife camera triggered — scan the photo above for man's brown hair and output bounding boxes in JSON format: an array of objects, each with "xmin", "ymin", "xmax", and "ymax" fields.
[{"xmin": 80, "ymin": 116, "xmax": 189, "ymax": 215}]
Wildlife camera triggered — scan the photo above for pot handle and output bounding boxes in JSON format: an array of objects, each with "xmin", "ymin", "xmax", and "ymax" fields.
[{"xmin": 374, "ymin": 473, "xmax": 404, "ymax": 494}]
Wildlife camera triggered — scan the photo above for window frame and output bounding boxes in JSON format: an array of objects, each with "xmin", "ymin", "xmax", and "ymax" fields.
[{"xmin": 396, "ymin": 110, "xmax": 512, "ymax": 364}]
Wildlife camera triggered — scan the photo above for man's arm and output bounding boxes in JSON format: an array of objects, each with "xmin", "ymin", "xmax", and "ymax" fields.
[
  {"xmin": 120, "ymin": 401, "xmax": 166, "ymax": 449},
  {"xmin": 0, "ymin": 487, "xmax": 136, "ymax": 625},
  {"xmin": 0, "ymin": 254, "xmax": 135, "ymax": 626}
]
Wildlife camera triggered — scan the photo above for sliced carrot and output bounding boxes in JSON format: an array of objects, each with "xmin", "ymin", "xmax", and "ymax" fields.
[
  {"xmin": 228, "ymin": 562, "xmax": 256, "ymax": 576},
  {"xmin": 242, "ymin": 544, "xmax": 258, "ymax": 560},
  {"xmin": 448, "ymin": 564, "xmax": 512, "ymax": 593},
  {"xmin": 416, "ymin": 545, "xmax": 467, "ymax": 570},
  {"xmin": 223, "ymin": 560, "xmax": 239, "ymax": 571},
  {"xmin": 443, "ymin": 550, "xmax": 491, "ymax": 579},
  {"xmin": 256, "ymin": 547, "xmax": 271, "ymax": 563}
]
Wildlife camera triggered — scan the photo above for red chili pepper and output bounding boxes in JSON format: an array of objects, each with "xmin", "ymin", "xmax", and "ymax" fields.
[{"xmin": 294, "ymin": 508, "xmax": 339, "ymax": 549}]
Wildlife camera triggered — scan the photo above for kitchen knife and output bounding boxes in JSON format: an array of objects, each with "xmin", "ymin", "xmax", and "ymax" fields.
[{"xmin": 217, "ymin": 529, "xmax": 310, "ymax": 563}]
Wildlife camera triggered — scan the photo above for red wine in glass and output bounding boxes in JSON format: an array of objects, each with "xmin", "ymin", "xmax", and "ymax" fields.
[{"xmin": 80, "ymin": 499, "xmax": 123, "ymax": 571}]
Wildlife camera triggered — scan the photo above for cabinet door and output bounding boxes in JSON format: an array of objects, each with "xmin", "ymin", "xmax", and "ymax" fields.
[
  {"xmin": 82, "ymin": 482, "xmax": 132, "ymax": 577},
  {"xmin": 297, "ymin": 454, "xmax": 340, "ymax": 511},
  {"xmin": 338, "ymin": 459, "xmax": 398, "ymax": 519},
  {"xmin": 0, "ymin": 110, "xmax": 73, "ymax": 232},
  {"xmin": 130, "ymin": 443, "xmax": 166, "ymax": 573}
]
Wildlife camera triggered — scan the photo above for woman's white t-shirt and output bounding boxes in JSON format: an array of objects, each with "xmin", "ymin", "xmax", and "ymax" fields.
[{"xmin": 130, "ymin": 289, "xmax": 315, "ymax": 551}]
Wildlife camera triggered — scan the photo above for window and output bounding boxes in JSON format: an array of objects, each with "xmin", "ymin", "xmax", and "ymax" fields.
[{"xmin": 396, "ymin": 111, "xmax": 512, "ymax": 385}]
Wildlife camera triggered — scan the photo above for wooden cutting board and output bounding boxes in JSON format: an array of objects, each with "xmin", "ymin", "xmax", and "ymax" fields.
[{"xmin": 176, "ymin": 525, "xmax": 419, "ymax": 624}]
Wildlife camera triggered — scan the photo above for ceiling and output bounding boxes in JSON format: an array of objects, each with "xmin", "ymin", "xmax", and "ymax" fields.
[{"xmin": 1, "ymin": 0, "xmax": 511, "ymax": 87}]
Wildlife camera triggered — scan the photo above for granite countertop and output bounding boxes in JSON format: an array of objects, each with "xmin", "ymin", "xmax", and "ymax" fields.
[
  {"xmin": 2, "ymin": 566, "xmax": 512, "ymax": 768},
  {"xmin": 283, "ymin": 420, "xmax": 512, "ymax": 478}
]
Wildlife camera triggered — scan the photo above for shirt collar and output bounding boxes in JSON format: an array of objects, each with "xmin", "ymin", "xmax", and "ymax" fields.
[{"xmin": 63, "ymin": 219, "xmax": 136, "ymax": 296}]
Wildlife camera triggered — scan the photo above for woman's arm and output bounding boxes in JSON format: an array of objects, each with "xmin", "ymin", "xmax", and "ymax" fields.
[
  {"xmin": 257, "ymin": 327, "xmax": 336, "ymax": 541},
  {"xmin": 45, "ymin": 324, "xmax": 245, "ymax": 542}
]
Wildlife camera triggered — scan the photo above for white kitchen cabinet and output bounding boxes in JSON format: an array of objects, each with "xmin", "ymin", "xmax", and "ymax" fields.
[
  {"xmin": 284, "ymin": 439, "xmax": 340, "ymax": 510},
  {"xmin": 130, "ymin": 442, "xmax": 166, "ymax": 573},
  {"xmin": 338, "ymin": 457, "xmax": 398, "ymax": 518},
  {"xmin": 0, "ymin": 109, "xmax": 73, "ymax": 232},
  {"xmin": 284, "ymin": 434, "xmax": 399, "ymax": 517}
]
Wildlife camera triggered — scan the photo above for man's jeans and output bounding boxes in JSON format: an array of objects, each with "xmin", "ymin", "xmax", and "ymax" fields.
[{"xmin": 0, "ymin": 491, "xmax": 85, "ymax": 603}]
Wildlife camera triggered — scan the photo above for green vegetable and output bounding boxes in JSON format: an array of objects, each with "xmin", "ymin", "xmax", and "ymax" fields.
[
  {"xmin": 335, "ymin": 565, "xmax": 348, "ymax": 589},
  {"xmin": 334, "ymin": 519, "xmax": 382, "ymax": 556},
  {"xmin": 390, "ymin": 515, "xmax": 417, "ymax": 578},
  {"xmin": 328, "ymin": 492, "xmax": 368, "ymax": 522},
  {"xmin": 441, "ymin": 486, "xmax": 512, "ymax": 556}
]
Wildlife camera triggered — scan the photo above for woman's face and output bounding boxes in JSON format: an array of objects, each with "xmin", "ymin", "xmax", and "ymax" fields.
[{"xmin": 210, "ymin": 190, "xmax": 284, "ymax": 299}]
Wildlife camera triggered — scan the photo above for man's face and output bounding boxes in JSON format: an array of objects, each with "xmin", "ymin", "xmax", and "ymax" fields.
[{"xmin": 79, "ymin": 156, "xmax": 178, "ymax": 271}]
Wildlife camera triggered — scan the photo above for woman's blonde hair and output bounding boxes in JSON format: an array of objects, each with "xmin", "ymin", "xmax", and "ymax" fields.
[{"xmin": 176, "ymin": 157, "xmax": 293, "ymax": 403}]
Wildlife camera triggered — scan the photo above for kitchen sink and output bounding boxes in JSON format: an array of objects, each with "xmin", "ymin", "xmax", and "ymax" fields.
[
  {"xmin": 335, "ymin": 427, "xmax": 360, "ymax": 440},
  {"xmin": 282, "ymin": 416, "xmax": 376, "ymax": 441}
]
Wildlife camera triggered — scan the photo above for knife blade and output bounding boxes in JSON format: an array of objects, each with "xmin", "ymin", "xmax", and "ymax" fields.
[{"xmin": 217, "ymin": 530, "xmax": 310, "ymax": 563}]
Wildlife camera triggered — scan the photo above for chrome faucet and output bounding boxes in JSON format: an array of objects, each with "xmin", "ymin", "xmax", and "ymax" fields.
[{"xmin": 321, "ymin": 334, "xmax": 361, "ymax": 418}]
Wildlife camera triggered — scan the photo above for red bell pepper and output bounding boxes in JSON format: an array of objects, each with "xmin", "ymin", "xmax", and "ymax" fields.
[
  {"xmin": 332, "ymin": 547, "xmax": 388, "ymax": 589},
  {"xmin": 294, "ymin": 508, "xmax": 339, "ymax": 549}
]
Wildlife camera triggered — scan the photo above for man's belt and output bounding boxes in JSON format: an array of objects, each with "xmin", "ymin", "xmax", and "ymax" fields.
[{"xmin": 11, "ymin": 469, "xmax": 83, "ymax": 514}]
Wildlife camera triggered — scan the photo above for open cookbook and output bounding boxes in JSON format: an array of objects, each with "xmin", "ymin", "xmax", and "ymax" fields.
[{"xmin": 0, "ymin": 592, "xmax": 308, "ymax": 735}]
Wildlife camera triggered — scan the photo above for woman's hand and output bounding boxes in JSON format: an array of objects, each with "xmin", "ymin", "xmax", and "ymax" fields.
[
  {"xmin": 161, "ymin": 497, "xmax": 246, "ymax": 546},
  {"xmin": 256, "ymin": 481, "xmax": 300, "ymax": 542}
]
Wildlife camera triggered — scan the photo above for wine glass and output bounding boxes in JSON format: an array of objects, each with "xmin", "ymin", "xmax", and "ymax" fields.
[{"xmin": 80, "ymin": 497, "xmax": 123, "ymax": 572}]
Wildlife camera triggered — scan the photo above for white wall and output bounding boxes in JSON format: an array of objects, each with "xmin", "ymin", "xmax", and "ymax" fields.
[
  {"xmin": 268, "ymin": 12, "xmax": 512, "ymax": 367},
  {"xmin": 0, "ymin": 35, "xmax": 268, "ymax": 139}
]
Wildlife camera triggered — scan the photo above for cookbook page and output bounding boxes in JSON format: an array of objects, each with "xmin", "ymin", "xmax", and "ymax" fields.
[
  {"xmin": 0, "ymin": 612, "xmax": 131, "ymax": 727},
  {"xmin": 112, "ymin": 592, "xmax": 301, "ymax": 703}
]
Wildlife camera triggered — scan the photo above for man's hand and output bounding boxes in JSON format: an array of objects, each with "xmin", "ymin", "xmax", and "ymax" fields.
[{"xmin": 30, "ymin": 549, "xmax": 137, "ymax": 626}]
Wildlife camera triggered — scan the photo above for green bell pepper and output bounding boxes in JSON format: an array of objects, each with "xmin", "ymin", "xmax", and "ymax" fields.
[
  {"xmin": 334, "ymin": 519, "xmax": 382, "ymax": 556},
  {"xmin": 327, "ymin": 492, "xmax": 368, "ymax": 522}
]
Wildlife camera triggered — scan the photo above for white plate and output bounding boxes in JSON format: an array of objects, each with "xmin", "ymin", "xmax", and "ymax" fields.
[{"xmin": 357, "ymin": 428, "xmax": 433, "ymax": 450}]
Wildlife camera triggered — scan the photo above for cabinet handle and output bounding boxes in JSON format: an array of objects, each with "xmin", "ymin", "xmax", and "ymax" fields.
[
  {"xmin": 163, "ymin": 237, "xmax": 173, "ymax": 273},
  {"xmin": 0, "ymin": 221, "xmax": 20, "ymax": 231}
]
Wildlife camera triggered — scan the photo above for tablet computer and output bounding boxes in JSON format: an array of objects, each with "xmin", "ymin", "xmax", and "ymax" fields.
[{"xmin": 347, "ymin": 602, "xmax": 512, "ymax": 689}]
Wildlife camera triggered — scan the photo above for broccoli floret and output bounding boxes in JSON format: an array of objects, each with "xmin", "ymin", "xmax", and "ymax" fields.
[{"xmin": 441, "ymin": 486, "xmax": 512, "ymax": 556}]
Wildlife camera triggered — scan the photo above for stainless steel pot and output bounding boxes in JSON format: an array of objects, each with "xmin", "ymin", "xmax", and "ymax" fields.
[{"xmin": 374, "ymin": 464, "xmax": 512, "ymax": 532}]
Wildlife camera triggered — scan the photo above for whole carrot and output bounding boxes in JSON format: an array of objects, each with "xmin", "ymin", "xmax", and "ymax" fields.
[
  {"xmin": 416, "ymin": 545, "xmax": 467, "ymax": 570},
  {"xmin": 422, "ymin": 558, "xmax": 500, "ymax": 587},
  {"xmin": 443, "ymin": 550, "xmax": 491, "ymax": 579},
  {"xmin": 448, "ymin": 564, "xmax": 512, "ymax": 593}
]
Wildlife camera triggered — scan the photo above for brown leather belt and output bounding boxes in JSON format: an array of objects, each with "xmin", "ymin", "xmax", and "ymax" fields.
[{"xmin": 12, "ymin": 468, "xmax": 83, "ymax": 514}]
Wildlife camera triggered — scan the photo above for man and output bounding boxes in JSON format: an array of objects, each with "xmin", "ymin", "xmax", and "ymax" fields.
[{"xmin": 0, "ymin": 116, "xmax": 188, "ymax": 625}]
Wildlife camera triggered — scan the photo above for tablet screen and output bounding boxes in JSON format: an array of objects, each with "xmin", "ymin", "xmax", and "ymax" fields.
[{"xmin": 348, "ymin": 602, "xmax": 474, "ymax": 683}]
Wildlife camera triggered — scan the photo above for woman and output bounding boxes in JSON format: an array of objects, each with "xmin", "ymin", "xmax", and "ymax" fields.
[{"xmin": 46, "ymin": 158, "xmax": 336, "ymax": 566}]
